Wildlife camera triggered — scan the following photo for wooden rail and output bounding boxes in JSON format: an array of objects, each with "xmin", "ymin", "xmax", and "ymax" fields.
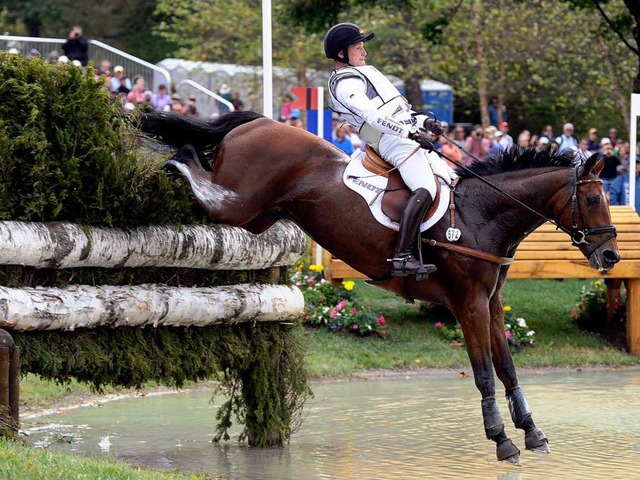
[{"xmin": 321, "ymin": 206, "xmax": 640, "ymax": 355}]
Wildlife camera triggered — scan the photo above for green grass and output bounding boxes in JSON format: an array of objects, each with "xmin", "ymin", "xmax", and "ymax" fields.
[
  {"xmin": 306, "ymin": 278, "xmax": 638, "ymax": 376},
  {"xmin": 0, "ymin": 439, "xmax": 213, "ymax": 479}
]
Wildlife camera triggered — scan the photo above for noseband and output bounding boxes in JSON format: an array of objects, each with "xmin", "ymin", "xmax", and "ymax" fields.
[{"xmin": 554, "ymin": 165, "xmax": 617, "ymax": 258}]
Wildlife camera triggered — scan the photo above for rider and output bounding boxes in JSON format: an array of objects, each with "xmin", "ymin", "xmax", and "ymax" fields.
[{"xmin": 324, "ymin": 22, "xmax": 456, "ymax": 278}]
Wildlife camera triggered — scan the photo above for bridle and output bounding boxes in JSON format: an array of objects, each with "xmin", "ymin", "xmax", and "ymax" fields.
[
  {"xmin": 437, "ymin": 135, "xmax": 617, "ymax": 260},
  {"xmin": 554, "ymin": 165, "xmax": 617, "ymax": 257}
]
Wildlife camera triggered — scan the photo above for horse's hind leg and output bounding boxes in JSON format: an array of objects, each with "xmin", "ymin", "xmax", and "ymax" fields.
[
  {"xmin": 454, "ymin": 301, "xmax": 521, "ymax": 465},
  {"xmin": 166, "ymin": 145, "xmax": 257, "ymax": 227},
  {"xmin": 489, "ymin": 292, "xmax": 550, "ymax": 454}
]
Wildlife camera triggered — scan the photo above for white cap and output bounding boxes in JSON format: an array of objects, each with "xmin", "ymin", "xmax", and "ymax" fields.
[
  {"xmin": 58, "ymin": 55, "xmax": 69, "ymax": 63},
  {"xmin": 600, "ymin": 137, "xmax": 611, "ymax": 146}
]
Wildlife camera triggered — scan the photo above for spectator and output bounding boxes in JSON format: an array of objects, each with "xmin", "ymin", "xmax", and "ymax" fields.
[
  {"xmin": 151, "ymin": 84, "xmax": 172, "ymax": 111},
  {"xmin": 488, "ymin": 98, "xmax": 507, "ymax": 126},
  {"xmin": 610, "ymin": 160, "xmax": 640, "ymax": 211},
  {"xmin": 617, "ymin": 142, "xmax": 631, "ymax": 174},
  {"xmin": 28, "ymin": 48, "xmax": 41, "ymax": 58},
  {"xmin": 97, "ymin": 59, "xmax": 111, "ymax": 77},
  {"xmin": 517, "ymin": 130, "xmax": 531, "ymax": 148},
  {"xmin": 218, "ymin": 84, "xmax": 233, "ymax": 114},
  {"xmin": 486, "ymin": 126, "xmax": 504, "ymax": 157},
  {"xmin": 599, "ymin": 139, "xmax": 620, "ymax": 194},
  {"xmin": 185, "ymin": 95, "xmax": 200, "ymax": 118},
  {"xmin": 577, "ymin": 137, "xmax": 591, "ymax": 159},
  {"xmin": 540, "ymin": 124, "xmax": 554, "ymax": 142},
  {"xmin": 282, "ymin": 94, "xmax": 293, "ymax": 119},
  {"xmin": 608, "ymin": 127, "xmax": 621, "ymax": 148},
  {"xmin": 586, "ymin": 128, "xmax": 600, "ymax": 153},
  {"xmin": 62, "ymin": 25, "xmax": 89, "ymax": 66},
  {"xmin": 536, "ymin": 135, "xmax": 550, "ymax": 152},
  {"xmin": 126, "ymin": 75, "xmax": 146, "ymax": 104},
  {"xmin": 464, "ymin": 124, "xmax": 490, "ymax": 163},
  {"xmin": 231, "ymin": 92, "xmax": 245, "ymax": 111},
  {"xmin": 440, "ymin": 129, "xmax": 463, "ymax": 167},
  {"xmin": 171, "ymin": 94, "xmax": 186, "ymax": 115},
  {"xmin": 450, "ymin": 125, "xmax": 468, "ymax": 163},
  {"xmin": 47, "ymin": 50, "xmax": 60, "ymax": 64},
  {"xmin": 287, "ymin": 109, "xmax": 304, "ymax": 129},
  {"xmin": 110, "ymin": 66, "xmax": 132, "ymax": 95},
  {"xmin": 332, "ymin": 124, "xmax": 355, "ymax": 155},
  {"xmin": 555, "ymin": 123, "xmax": 578, "ymax": 153},
  {"xmin": 497, "ymin": 122, "xmax": 514, "ymax": 150}
]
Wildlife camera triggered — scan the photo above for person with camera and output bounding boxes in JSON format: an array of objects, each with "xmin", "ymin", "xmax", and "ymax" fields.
[
  {"xmin": 62, "ymin": 25, "xmax": 89, "ymax": 66},
  {"xmin": 324, "ymin": 22, "xmax": 455, "ymax": 279},
  {"xmin": 464, "ymin": 124, "xmax": 490, "ymax": 164}
]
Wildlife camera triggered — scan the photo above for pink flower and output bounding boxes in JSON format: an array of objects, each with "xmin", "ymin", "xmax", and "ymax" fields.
[
  {"xmin": 454, "ymin": 343, "xmax": 461, "ymax": 349},
  {"xmin": 351, "ymin": 307, "xmax": 358, "ymax": 315},
  {"xmin": 305, "ymin": 315, "xmax": 310, "ymax": 320},
  {"xmin": 505, "ymin": 330, "xmax": 512, "ymax": 339},
  {"xmin": 570, "ymin": 307, "xmax": 578, "ymax": 318},
  {"xmin": 336, "ymin": 299, "xmax": 347, "ymax": 311},
  {"xmin": 353, "ymin": 324, "xmax": 359, "ymax": 330},
  {"xmin": 435, "ymin": 322, "xmax": 443, "ymax": 328},
  {"xmin": 377, "ymin": 316, "xmax": 386, "ymax": 325},
  {"xmin": 295, "ymin": 281, "xmax": 301, "ymax": 286},
  {"xmin": 330, "ymin": 310, "xmax": 338, "ymax": 318},
  {"xmin": 380, "ymin": 329, "xmax": 387, "ymax": 336}
]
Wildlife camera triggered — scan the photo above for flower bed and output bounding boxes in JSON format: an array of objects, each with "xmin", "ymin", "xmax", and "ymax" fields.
[{"xmin": 292, "ymin": 263, "xmax": 386, "ymax": 337}]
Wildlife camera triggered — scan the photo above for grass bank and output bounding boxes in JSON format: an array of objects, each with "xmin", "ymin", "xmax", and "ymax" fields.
[{"xmin": 307, "ymin": 278, "xmax": 637, "ymax": 377}]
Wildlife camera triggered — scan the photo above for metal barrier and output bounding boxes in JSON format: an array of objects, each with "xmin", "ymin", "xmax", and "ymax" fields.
[
  {"xmin": 0, "ymin": 35, "xmax": 171, "ymax": 90},
  {"xmin": 177, "ymin": 79, "xmax": 235, "ymax": 118}
]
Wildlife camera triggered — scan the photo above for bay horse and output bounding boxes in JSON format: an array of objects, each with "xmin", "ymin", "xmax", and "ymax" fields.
[{"xmin": 139, "ymin": 111, "xmax": 619, "ymax": 465}]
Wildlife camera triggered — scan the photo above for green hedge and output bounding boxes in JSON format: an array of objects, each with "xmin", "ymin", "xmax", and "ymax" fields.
[{"xmin": 0, "ymin": 53, "xmax": 310, "ymax": 446}]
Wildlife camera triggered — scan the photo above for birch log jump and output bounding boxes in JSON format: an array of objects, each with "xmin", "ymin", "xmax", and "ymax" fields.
[
  {"xmin": 0, "ymin": 220, "xmax": 306, "ymax": 270},
  {"xmin": 0, "ymin": 284, "xmax": 304, "ymax": 331}
]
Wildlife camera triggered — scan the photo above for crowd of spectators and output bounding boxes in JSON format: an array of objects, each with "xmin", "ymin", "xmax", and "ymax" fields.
[{"xmin": 326, "ymin": 112, "xmax": 638, "ymax": 210}]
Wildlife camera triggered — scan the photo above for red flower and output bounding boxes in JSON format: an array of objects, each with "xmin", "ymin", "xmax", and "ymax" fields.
[
  {"xmin": 454, "ymin": 343, "xmax": 462, "ymax": 349},
  {"xmin": 353, "ymin": 324, "xmax": 359, "ymax": 330},
  {"xmin": 377, "ymin": 316, "xmax": 386, "ymax": 325}
]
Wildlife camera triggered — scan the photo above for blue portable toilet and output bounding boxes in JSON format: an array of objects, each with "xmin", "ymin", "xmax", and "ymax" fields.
[{"xmin": 420, "ymin": 79, "xmax": 453, "ymax": 125}]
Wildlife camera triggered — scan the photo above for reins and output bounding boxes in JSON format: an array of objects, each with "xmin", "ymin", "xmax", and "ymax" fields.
[{"xmin": 435, "ymin": 133, "xmax": 617, "ymax": 255}]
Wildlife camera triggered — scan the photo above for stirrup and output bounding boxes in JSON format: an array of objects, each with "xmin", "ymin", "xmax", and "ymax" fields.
[{"xmin": 388, "ymin": 256, "xmax": 437, "ymax": 280}]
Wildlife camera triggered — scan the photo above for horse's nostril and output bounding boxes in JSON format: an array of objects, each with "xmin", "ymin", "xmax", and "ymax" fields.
[{"xmin": 603, "ymin": 249, "xmax": 621, "ymax": 264}]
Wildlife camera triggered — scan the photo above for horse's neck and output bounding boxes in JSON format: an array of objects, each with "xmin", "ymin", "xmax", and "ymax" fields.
[{"xmin": 466, "ymin": 168, "xmax": 568, "ymax": 252}]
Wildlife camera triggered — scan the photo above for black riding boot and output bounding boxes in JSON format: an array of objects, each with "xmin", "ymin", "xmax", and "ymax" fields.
[{"xmin": 389, "ymin": 188, "xmax": 437, "ymax": 279}]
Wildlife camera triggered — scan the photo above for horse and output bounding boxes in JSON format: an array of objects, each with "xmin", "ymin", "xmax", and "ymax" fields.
[{"xmin": 139, "ymin": 110, "xmax": 620, "ymax": 465}]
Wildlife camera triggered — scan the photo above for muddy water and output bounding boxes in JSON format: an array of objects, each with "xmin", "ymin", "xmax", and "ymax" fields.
[{"xmin": 24, "ymin": 368, "xmax": 640, "ymax": 479}]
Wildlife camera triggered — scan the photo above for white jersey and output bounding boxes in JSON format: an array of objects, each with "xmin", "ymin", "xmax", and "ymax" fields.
[
  {"xmin": 328, "ymin": 65, "xmax": 455, "ymax": 196},
  {"xmin": 328, "ymin": 65, "xmax": 428, "ymax": 147}
]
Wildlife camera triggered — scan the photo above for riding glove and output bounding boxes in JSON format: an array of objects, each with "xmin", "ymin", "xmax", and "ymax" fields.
[
  {"xmin": 424, "ymin": 118, "xmax": 445, "ymax": 136},
  {"xmin": 409, "ymin": 129, "xmax": 436, "ymax": 151}
]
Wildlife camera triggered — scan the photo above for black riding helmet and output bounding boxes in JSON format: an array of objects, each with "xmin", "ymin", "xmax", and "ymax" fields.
[{"xmin": 324, "ymin": 23, "xmax": 374, "ymax": 63}]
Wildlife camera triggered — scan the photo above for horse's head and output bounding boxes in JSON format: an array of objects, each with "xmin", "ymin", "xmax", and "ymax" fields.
[{"xmin": 554, "ymin": 153, "xmax": 620, "ymax": 272}]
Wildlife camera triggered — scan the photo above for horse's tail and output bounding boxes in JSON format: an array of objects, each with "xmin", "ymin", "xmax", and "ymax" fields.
[{"xmin": 139, "ymin": 110, "xmax": 264, "ymax": 151}]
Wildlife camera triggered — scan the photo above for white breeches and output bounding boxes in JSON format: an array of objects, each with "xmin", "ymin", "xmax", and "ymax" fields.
[{"xmin": 378, "ymin": 134, "xmax": 438, "ymax": 197}]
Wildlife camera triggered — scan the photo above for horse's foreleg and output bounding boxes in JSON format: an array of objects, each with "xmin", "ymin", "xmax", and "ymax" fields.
[
  {"xmin": 456, "ymin": 303, "xmax": 521, "ymax": 465},
  {"xmin": 489, "ymin": 293, "xmax": 550, "ymax": 454}
]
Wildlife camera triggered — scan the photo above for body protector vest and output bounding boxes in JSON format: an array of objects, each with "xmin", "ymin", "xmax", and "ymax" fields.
[{"xmin": 328, "ymin": 65, "xmax": 420, "ymax": 148}]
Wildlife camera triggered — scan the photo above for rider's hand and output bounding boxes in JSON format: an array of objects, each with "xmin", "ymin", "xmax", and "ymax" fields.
[
  {"xmin": 430, "ymin": 157, "xmax": 456, "ymax": 183},
  {"xmin": 423, "ymin": 118, "xmax": 445, "ymax": 136},
  {"xmin": 409, "ymin": 129, "xmax": 435, "ymax": 151}
]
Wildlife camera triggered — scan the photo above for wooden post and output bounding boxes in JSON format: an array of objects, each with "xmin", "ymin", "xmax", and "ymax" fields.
[
  {"xmin": 626, "ymin": 279, "xmax": 640, "ymax": 355},
  {"xmin": 0, "ymin": 329, "xmax": 19, "ymax": 437}
]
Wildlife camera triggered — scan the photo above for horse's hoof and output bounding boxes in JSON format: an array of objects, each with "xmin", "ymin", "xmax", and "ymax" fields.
[
  {"xmin": 525, "ymin": 427, "xmax": 549, "ymax": 453},
  {"xmin": 496, "ymin": 438, "xmax": 521, "ymax": 465},
  {"xmin": 501, "ymin": 453, "xmax": 521, "ymax": 466}
]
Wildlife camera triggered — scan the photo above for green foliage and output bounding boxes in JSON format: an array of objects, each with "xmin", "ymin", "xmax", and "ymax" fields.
[
  {"xmin": 292, "ymin": 263, "xmax": 387, "ymax": 337},
  {"xmin": 0, "ymin": 53, "xmax": 203, "ymax": 226}
]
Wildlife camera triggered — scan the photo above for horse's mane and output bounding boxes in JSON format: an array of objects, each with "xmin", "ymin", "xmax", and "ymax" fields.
[{"xmin": 456, "ymin": 147, "xmax": 575, "ymax": 178}]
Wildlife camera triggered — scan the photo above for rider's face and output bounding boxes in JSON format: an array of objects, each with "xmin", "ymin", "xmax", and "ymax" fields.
[{"xmin": 347, "ymin": 42, "xmax": 367, "ymax": 66}]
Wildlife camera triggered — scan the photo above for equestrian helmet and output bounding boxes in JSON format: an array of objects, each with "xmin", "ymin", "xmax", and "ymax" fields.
[{"xmin": 323, "ymin": 23, "xmax": 374, "ymax": 61}]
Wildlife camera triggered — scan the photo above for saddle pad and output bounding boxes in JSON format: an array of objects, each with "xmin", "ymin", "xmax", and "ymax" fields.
[{"xmin": 343, "ymin": 150, "xmax": 450, "ymax": 232}]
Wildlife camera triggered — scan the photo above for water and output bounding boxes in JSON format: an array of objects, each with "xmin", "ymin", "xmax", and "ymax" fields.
[{"xmin": 23, "ymin": 368, "xmax": 640, "ymax": 479}]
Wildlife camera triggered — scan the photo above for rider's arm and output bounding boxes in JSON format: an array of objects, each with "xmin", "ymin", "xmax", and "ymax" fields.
[{"xmin": 334, "ymin": 77, "xmax": 416, "ymax": 138}]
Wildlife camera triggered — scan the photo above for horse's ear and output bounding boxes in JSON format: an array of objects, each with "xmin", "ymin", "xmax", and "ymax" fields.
[{"xmin": 579, "ymin": 153, "xmax": 602, "ymax": 178}]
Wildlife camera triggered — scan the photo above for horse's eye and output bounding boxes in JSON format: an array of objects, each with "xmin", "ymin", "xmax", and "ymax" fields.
[{"xmin": 586, "ymin": 196, "xmax": 600, "ymax": 206}]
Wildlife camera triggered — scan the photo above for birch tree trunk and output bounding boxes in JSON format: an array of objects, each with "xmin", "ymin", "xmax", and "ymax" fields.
[
  {"xmin": 0, "ymin": 284, "xmax": 304, "ymax": 331},
  {"xmin": 0, "ymin": 220, "xmax": 306, "ymax": 270}
]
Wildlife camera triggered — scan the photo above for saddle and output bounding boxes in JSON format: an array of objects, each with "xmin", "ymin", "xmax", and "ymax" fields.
[{"xmin": 362, "ymin": 145, "xmax": 441, "ymax": 223}]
